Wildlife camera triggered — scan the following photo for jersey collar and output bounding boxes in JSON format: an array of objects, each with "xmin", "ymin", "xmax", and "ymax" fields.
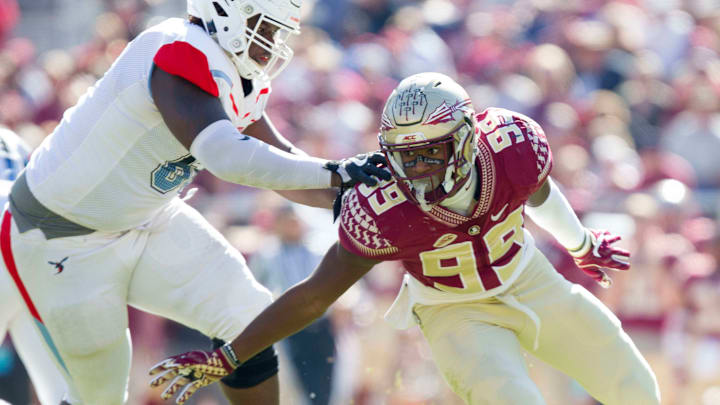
[{"xmin": 425, "ymin": 139, "xmax": 496, "ymax": 227}]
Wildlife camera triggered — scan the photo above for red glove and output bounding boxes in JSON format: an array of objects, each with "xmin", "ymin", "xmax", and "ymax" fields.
[
  {"xmin": 569, "ymin": 229, "xmax": 630, "ymax": 288},
  {"xmin": 149, "ymin": 344, "xmax": 240, "ymax": 404}
]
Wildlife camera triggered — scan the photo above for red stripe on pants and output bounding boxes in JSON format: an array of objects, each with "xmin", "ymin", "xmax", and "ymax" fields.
[{"xmin": 1, "ymin": 210, "xmax": 44, "ymax": 323}]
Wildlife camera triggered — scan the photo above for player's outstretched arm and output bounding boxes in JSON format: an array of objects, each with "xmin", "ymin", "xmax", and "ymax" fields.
[
  {"xmin": 150, "ymin": 67, "xmax": 389, "ymax": 195},
  {"xmin": 241, "ymin": 114, "xmax": 390, "ymax": 192},
  {"xmin": 243, "ymin": 112, "xmax": 300, "ymax": 154},
  {"xmin": 149, "ymin": 242, "xmax": 379, "ymax": 404},
  {"xmin": 240, "ymin": 116, "xmax": 335, "ymax": 207},
  {"xmin": 274, "ymin": 151, "xmax": 390, "ymax": 209},
  {"xmin": 525, "ymin": 177, "xmax": 629, "ymax": 288},
  {"xmin": 245, "ymin": 115, "xmax": 391, "ymax": 208}
]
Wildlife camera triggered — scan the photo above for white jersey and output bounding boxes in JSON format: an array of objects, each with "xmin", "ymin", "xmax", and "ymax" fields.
[{"xmin": 24, "ymin": 18, "xmax": 271, "ymax": 232}]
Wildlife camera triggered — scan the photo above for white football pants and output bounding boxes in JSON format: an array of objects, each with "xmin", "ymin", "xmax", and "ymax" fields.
[
  {"xmin": 413, "ymin": 247, "xmax": 661, "ymax": 405},
  {"xmin": 3, "ymin": 198, "xmax": 273, "ymax": 404}
]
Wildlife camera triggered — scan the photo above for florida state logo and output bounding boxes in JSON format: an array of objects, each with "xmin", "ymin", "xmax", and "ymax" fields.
[{"xmin": 392, "ymin": 85, "xmax": 427, "ymax": 124}]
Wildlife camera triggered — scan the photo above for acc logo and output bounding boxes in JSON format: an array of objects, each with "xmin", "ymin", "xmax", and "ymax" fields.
[
  {"xmin": 399, "ymin": 132, "xmax": 426, "ymax": 143},
  {"xmin": 433, "ymin": 233, "xmax": 458, "ymax": 248}
]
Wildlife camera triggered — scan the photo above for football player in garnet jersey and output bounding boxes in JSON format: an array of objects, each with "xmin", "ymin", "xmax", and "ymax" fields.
[
  {"xmin": 150, "ymin": 73, "xmax": 661, "ymax": 405},
  {"xmin": 0, "ymin": 0, "xmax": 389, "ymax": 404}
]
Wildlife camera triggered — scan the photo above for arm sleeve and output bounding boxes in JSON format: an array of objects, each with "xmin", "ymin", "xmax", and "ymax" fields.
[
  {"xmin": 524, "ymin": 177, "xmax": 586, "ymax": 251},
  {"xmin": 190, "ymin": 119, "xmax": 332, "ymax": 189}
]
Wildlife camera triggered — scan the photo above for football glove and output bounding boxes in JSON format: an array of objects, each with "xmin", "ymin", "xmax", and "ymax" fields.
[
  {"xmin": 569, "ymin": 229, "xmax": 630, "ymax": 288},
  {"xmin": 324, "ymin": 151, "xmax": 391, "ymax": 188},
  {"xmin": 149, "ymin": 344, "xmax": 240, "ymax": 404}
]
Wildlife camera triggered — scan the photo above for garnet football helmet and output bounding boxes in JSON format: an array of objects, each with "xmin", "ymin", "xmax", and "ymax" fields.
[
  {"xmin": 187, "ymin": 0, "xmax": 301, "ymax": 80},
  {"xmin": 379, "ymin": 72, "xmax": 477, "ymax": 209}
]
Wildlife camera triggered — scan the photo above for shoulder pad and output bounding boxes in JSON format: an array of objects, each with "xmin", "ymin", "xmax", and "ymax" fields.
[
  {"xmin": 154, "ymin": 41, "xmax": 219, "ymax": 97},
  {"xmin": 152, "ymin": 21, "xmax": 238, "ymax": 98},
  {"xmin": 476, "ymin": 108, "xmax": 552, "ymax": 197}
]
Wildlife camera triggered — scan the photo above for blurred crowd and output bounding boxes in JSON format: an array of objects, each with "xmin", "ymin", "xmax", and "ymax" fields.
[{"xmin": 1, "ymin": 0, "xmax": 720, "ymax": 404}]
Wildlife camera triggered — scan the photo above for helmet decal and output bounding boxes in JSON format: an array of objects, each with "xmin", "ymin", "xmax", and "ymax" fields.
[
  {"xmin": 422, "ymin": 99, "xmax": 473, "ymax": 126},
  {"xmin": 393, "ymin": 85, "xmax": 427, "ymax": 124},
  {"xmin": 380, "ymin": 113, "xmax": 396, "ymax": 132}
]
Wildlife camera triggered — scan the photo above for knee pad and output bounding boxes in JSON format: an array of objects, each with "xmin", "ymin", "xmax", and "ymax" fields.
[{"xmin": 211, "ymin": 338, "xmax": 279, "ymax": 388}]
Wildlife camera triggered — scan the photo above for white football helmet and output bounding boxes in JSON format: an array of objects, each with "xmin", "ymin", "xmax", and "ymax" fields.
[
  {"xmin": 187, "ymin": 0, "xmax": 301, "ymax": 80},
  {"xmin": 379, "ymin": 72, "xmax": 477, "ymax": 209}
]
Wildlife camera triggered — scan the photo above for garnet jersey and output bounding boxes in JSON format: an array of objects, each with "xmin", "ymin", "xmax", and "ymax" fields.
[
  {"xmin": 339, "ymin": 108, "xmax": 552, "ymax": 302},
  {"xmin": 24, "ymin": 19, "xmax": 271, "ymax": 232}
]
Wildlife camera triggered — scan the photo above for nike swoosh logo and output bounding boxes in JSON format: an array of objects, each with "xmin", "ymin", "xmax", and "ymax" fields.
[
  {"xmin": 237, "ymin": 135, "xmax": 250, "ymax": 141},
  {"xmin": 490, "ymin": 204, "xmax": 508, "ymax": 222}
]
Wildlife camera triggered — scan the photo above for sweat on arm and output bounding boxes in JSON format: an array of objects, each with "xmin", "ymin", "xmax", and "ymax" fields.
[
  {"xmin": 226, "ymin": 242, "xmax": 379, "ymax": 362},
  {"xmin": 148, "ymin": 242, "xmax": 380, "ymax": 398}
]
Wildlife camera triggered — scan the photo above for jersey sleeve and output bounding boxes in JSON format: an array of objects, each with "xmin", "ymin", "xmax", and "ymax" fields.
[
  {"xmin": 337, "ymin": 187, "xmax": 400, "ymax": 260},
  {"xmin": 513, "ymin": 113, "xmax": 552, "ymax": 197},
  {"xmin": 153, "ymin": 41, "xmax": 220, "ymax": 97},
  {"xmin": 480, "ymin": 108, "xmax": 553, "ymax": 199}
]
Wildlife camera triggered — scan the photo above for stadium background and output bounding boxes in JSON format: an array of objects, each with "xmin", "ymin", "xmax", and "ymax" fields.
[{"xmin": 1, "ymin": 0, "xmax": 719, "ymax": 404}]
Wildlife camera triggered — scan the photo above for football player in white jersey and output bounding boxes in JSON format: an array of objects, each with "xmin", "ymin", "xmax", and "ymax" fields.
[
  {"xmin": 1, "ymin": 0, "xmax": 389, "ymax": 404},
  {"xmin": 0, "ymin": 127, "xmax": 71, "ymax": 405}
]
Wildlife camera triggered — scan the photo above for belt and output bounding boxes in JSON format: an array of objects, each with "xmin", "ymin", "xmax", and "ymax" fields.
[{"xmin": 9, "ymin": 171, "xmax": 95, "ymax": 239}]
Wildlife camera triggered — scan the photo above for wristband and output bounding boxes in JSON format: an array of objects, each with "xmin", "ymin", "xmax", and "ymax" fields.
[
  {"xmin": 220, "ymin": 343, "xmax": 242, "ymax": 369},
  {"xmin": 567, "ymin": 229, "xmax": 592, "ymax": 257}
]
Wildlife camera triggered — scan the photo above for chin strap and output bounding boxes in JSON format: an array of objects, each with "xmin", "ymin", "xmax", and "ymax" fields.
[
  {"xmin": 414, "ymin": 183, "xmax": 433, "ymax": 212},
  {"xmin": 439, "ymin": 167, "xmax": 477, "ymax": 215}
]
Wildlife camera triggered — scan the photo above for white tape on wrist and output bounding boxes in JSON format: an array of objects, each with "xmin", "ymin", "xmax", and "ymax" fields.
[{"xmin": 567, "ymin": 229, "xmax": 592, "ymax": 257}]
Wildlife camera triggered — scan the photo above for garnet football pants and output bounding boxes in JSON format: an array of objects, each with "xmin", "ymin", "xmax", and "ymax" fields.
[
  {"xmin": 413, "ymin": 247, "xmax": 661, "ymax": 405},
  {"xmin": 4, "ymin": 198, "xmax": 273, "ymax": 404}
]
